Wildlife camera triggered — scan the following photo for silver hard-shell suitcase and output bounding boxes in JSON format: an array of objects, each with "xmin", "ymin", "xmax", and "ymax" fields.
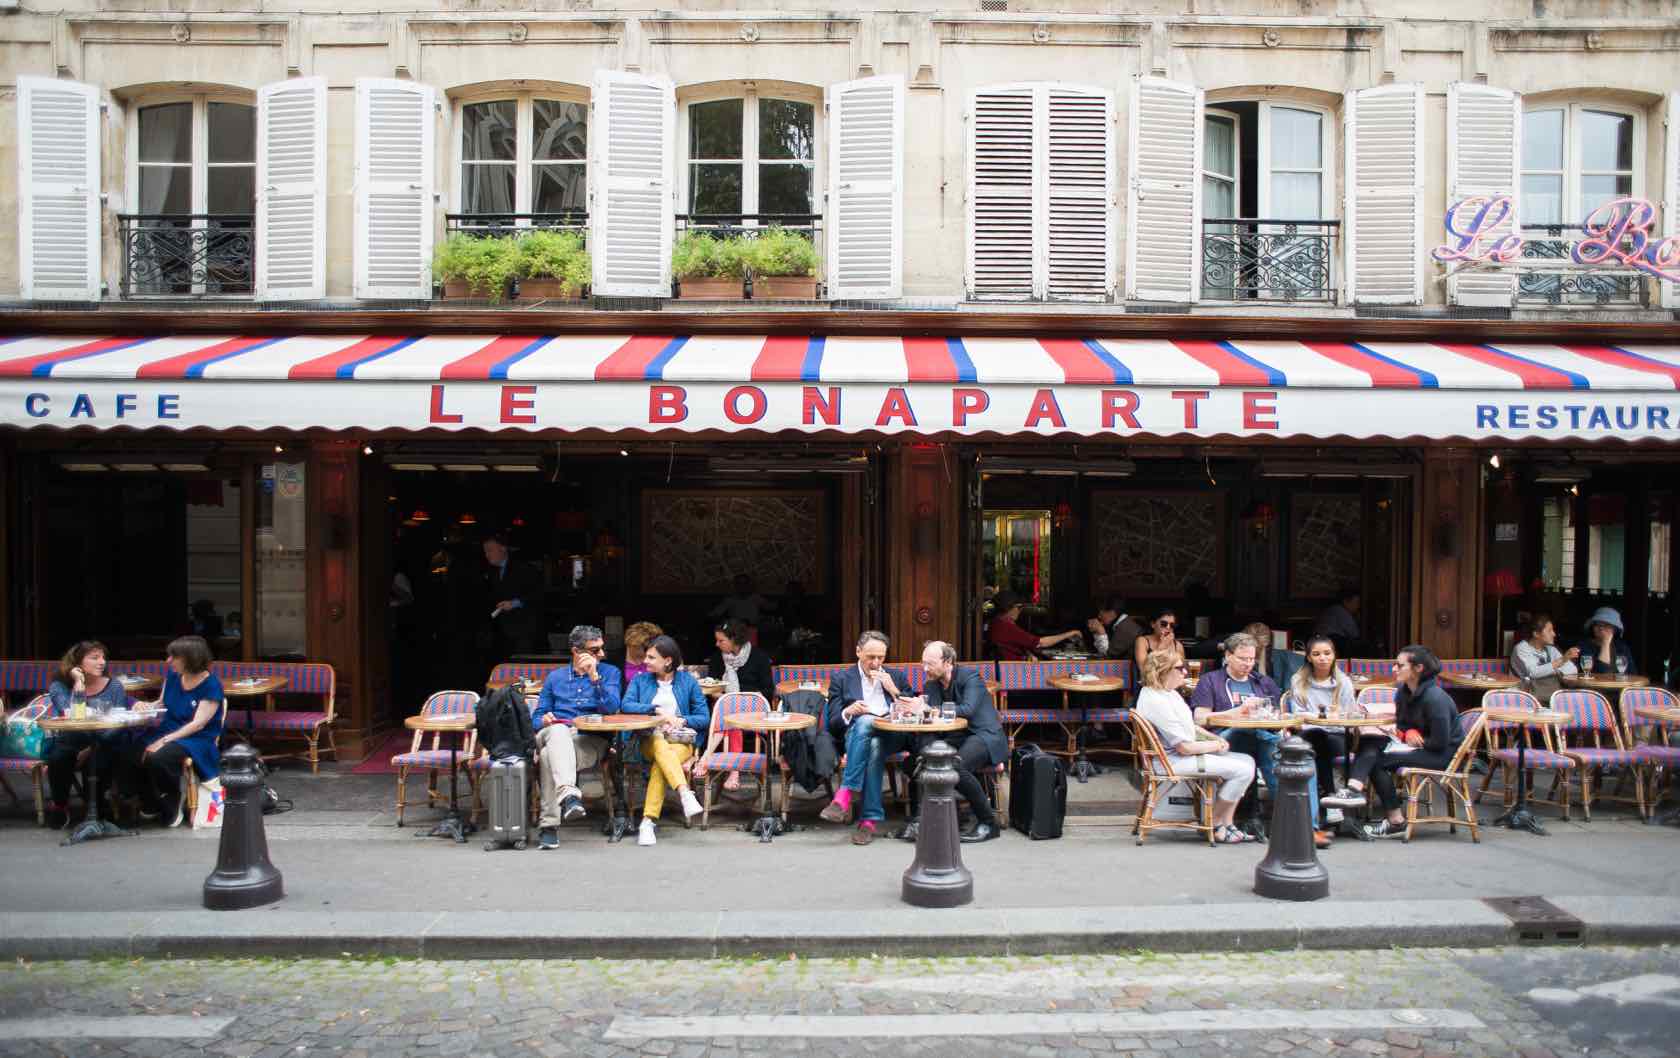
[{"xmin": 483, "ymin": 758, "xmax": 530, "ymax": 850}]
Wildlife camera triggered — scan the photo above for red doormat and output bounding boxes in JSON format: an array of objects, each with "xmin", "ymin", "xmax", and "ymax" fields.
[{"xmin": 348, "ymin": 729, "xmax": 419, "ymax": 775}]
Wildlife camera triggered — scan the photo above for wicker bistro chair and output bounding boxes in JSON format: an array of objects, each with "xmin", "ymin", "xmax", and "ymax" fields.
[
  {"xmin": 392, "ymin": 691, "xmax": 480, "ymax": 827},
  {"xmin": 1481, "ymin": 689, "xmax": 1577, "ymax": 820},
  {"xmin": 1551, "ymin": 689, "xmax": 1645, "ymax": 821},
  {"xmin": 0, "ymin": 696, "xmax": 54, "ymax": 825},
  {"xmin": 1130, "ymin": 713, "xmax": 1219, "ymax": 847},
  {"xmin": 1621, "ymin": 687, "xmax": 1680, "ymax": 820},
  {"xmin": 1395, "ymin": 708, "xmax": 1485, "ymax": 843},
  {"xmin": 696, "ymin": 691, "xmax": 781, "ymax": 829}
]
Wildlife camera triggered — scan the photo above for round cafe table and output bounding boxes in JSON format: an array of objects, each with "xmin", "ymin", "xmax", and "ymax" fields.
[
  {"xmin": 39, "ymin": 711, "xmax": 158, "ymax": 846},
  {"xmin": 404, "ymin": 713, "xmax": 475, "ymax": 843},
  {"xmin": 114, "ymin": 674, "xmax": 161, "ymax": 696},
  {"xmin": 1050, "ymin": 674, "xmax": 1126, "ymax": 783},
  {"xmin": 1203, "ymin": 711, "xmax": 1306, "ymax": 731},
  {"xmin": 720, "ymin": 711, "xmax": 818, "ymax": 841},
  {"xmin": 1562, "ymin": 673, "xmax": 1650, "ymax": 693},
  {"xmin": 873, "ymin": 716, "xmax": 970, "ymax": 841},
  {"xmin": 572, "ymin": 713, "xmax": 663, "ymax": 843},
  {"xmin": 1483, "ymin": 707, "xmax": 1566, "ymax": 836},
  {"xmin": 1441, "ymin": 672, "xmax": 1520, "ymax": 692},
  {"xmin": 698, "ymin": 680, "xmax": 725, "ymax": 699},
  {"xmin": 224, "ymin": 676, "xmax": 289, "ymax": 742}
]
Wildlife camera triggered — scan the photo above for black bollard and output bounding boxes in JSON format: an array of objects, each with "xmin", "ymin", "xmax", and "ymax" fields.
[
  {"xmin": 203, "ymin": 744, "xmax": 284, "ymax": 910},
  {"xmin": 1254, "ymin": 736, "xmax": 1329, "ymax": 901},
  {"xmin": 901, "ymin": 739, "xmax": 973, "ymax": 908}
]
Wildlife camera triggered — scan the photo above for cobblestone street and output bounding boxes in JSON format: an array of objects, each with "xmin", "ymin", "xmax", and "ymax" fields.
[{"xmin": 2, "ymin": 945, "xmax": 1677, "ymax": 1058}]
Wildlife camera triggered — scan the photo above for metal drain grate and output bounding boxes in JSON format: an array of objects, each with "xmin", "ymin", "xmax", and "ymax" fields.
[{"xmin": 1483, "ymin": 896, "xmax": 1585, "ymax": 945}]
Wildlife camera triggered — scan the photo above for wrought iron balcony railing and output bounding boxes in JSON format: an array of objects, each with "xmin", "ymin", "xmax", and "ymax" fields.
[
  {"xmin": 1517, "ymin": 223, "xmax": 1645, "ymax": 306},
  {"xmin": 444, "ymin": 211, "xmax": 588, "ymax": 239},
  {"xmin": 118, "ymin": 214, "xmax": 253, "ymax": 298},
  {"xmin": 1201, "ymin": 218, "xmax": 1339, "ymax": 302}
]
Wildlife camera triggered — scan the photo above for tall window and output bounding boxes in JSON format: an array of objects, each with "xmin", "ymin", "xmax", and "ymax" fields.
[
  {"xmin": 685, "ymin": 96, "xmax": 815, "ymax": 218},
  {"xmin": 1520, "ymin": 105, "xmax": 1639, "ymax": 304},
  {"xmin": 130, "ymin": 98, "xmax": 255, "ymax": 295},
  {"xmin": 458, "ymin": 96, "xmax": 586, "ymax": 221},
  {"xmin": 1541, "ymin": 495, "xmax": 1576, "ymax": 591}
]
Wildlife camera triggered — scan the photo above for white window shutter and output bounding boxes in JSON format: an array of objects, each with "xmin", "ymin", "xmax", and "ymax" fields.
[
  {"xmin": 590, "ymin": 70, "xmax": 675, "ymax": 297},
  {"xmin": 1665, "ymin": 93, "xmax": 1680, "ymax": 309},
  {"xmin": 1446, "ymin": 82, "xmax": 1521, "ymax": 308},
  {"xmin": 1345, "ymin": 83, "xmax": 1424, "ymax": 305},
  {"xmin": 16, "ymin": 76, "xmax": 101, "ymax": 301},
  {"xmin": 354, "ymin": 78, "xmax": 435, "ymax": 300},
  {"xmin": 826, "ymin": 75, "xmax": 904, "ymax": 300},
  {"xmin": 1126, "ymin": 76, "xmax": 1202, "ymax": 302},
  {"xmin": 968, "ymin": 85, "xmax": 1037, "ymax": 300},
  {"xmin": 1045, "ymin": 86, "xmax": 1113, "ymax": 301},
  {"xmin": 256, "ymin": 77, "xmax": 327, "ymax": 301}
]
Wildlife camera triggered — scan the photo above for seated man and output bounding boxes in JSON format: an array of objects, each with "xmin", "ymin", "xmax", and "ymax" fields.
[
  {"xmin": 919, "ymin": 640, "xmax": 1006, "ymax": 843},
  {"xmin": 531, "ymin": 624, "xmax": 622, "ymax": 850},
  {"xmin": 819, "ymin": 630, "xmax": 918, "ymax": 846},
  {"xmin": 988, "ymin": 590, "xmax": 1082, "ymax": 661},
  {"xmin": 1087, "ymin": 595, "xmax": 1146, "ymax": 660}
]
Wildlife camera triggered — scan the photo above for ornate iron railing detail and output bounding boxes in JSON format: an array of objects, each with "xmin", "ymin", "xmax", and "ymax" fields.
[
  {"xmin": 444, "ymin": 211, "xmax": 588, "ymax": 239},
  {"xmin": 1517, "ymin": 224, "xmax": 1644, "ymax": 306},
  {"xmin": 118, "ymin": 214, "xmax": 253, "ymax": 298},
  {"xmin": 1201, "ymin": 218, "xmax": 1338, "ymax": 302}
]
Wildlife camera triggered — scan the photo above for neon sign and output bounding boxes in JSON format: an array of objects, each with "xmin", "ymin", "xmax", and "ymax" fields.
[{"xmin": 1432, "ymin": 195, "xmax": 1680, "ymax": 284}]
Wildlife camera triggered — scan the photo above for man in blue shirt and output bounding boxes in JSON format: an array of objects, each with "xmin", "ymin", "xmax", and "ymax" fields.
[{"xmin": 533, "ymin": 624, "xmax": 621, "ymax": 849}]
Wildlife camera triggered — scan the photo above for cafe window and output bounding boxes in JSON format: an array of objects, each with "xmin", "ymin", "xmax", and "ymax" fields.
[
  {"xmin": 457, "ymin": 95, "xmax": 587, "ymax": 219},
  {"xmin": 1651, "ymin": 492, "xmax": 1672, "ymax": 595},
  {"xmin": 684, "ymin": 93, "xmax": 816, "ymax": 218},
  {"xmin": 1584, "ymin": 493, "xmax": 1626, "ymax": 594},
  {"xmin": 1540, "ymin": 495, "xmax": 1575, "ymax": 591},
  {"xmin": 257, "ymin": 462, "xmax": 308, "ymax": 657}
]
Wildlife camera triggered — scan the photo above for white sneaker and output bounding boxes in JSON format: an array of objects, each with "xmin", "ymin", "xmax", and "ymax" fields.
[
  {"xmin": 679, "ymin": 789, "xmax": 703, "ymax": 820},
  {"xmin": 1324, "ymin": 808, "xmax": 1345, "ymax": 824},
  {"xmin": 637, "ymin": 818, "xmax": 657, "ymax": 847}
]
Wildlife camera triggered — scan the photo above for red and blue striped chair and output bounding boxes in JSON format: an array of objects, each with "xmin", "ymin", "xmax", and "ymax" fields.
[
  {"xmin": 1553, "ymin": 689, "xmax": 1643, "ymax": 821},
  {"xmin": 487, "ymin": 662, "xmax": 561, "ymax": 690},
  {"xmin": 392, "ymin": 691, "xmax": 479, "ymax": 827},
  {"xmin": 0, "ymin": 697, "xmax": 55, "ymax": 825},
  {"xmin": 212, "ymin": 661, "xmax": 338, "ymax": 774},
  {"xmin": 1622, "ymin": 687, "xmax": 1680, "ymax": 819},
  {"xmin": 1439, "ymin": 658, "xmax": 1514, "ymax": 679},
  {"xmin": 1482, "ymin": 689, "xmax": 1576, "ymax": 820},
  {"xmin": 696, "ymin": 691, "xmax": 778, "ymax": 829},
  {"xmin": 1343, "ymin": 659, "xmax": 1393, "ymax": 679}
]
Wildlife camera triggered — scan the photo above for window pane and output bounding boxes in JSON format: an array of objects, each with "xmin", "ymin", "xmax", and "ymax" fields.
[
  {"xmin": 1523, "ymin": 109, "xmax": 1565, "ymax": 170},
  {"xmin": 689, "ymin": 99, "xmax": 743, "ymax": 159},
  {"xmin": 1581, "ymin": 173, "xmax": 1634, "ymax": 218},
  {"xmin": 758, "ymin": 163, "xmax": 813, "ymax": 216},
  {"xmin": 139, "ymin": 103, "xmax": 192, "ymax": 164},
  {"xmin": 208, "ymin": 102, "xmax": 255, "ymax": 163},
  {"xmin": 139, "ymin": 165, "xmax": 191, "ymax": 214},
  {"xmin": 208, "ymin": 166, "xmax": 255, "ymax": 215},
  {"xmin": 1203, "ymin": 174, "xmax": 1235, "ymax": 219},
  {"xmin": 1203, "ymin": 116, "xmax": 1235, "ymax": 179},
  {"xmin": 1580, "ymin": 109, "xmax": 1633, "ymax": 172},
  {"xmin": 1269, "ymin": 107, "xmax": 1321, "ymax": 170},
  {"xmin": 1522, "ymin": 173, "xmax": 1564, "ymax": 226},
  {"xmin": 688, "ymin": 162, "xmax": 742, "ymax": 215},
  {"xmin": 532, "ymin": 163, "xmax": 586, "ymax": 214},
  {"xmin": 532, "ymin": 100, "xmax": 586, "ymax": 161},
  {"xmin": 257, "ymin": 462, "xmax": 308, "ymax": 658},
  {"xmin": 462, "ymin": 100, "xmax": 517, "ymax": 162},
  {"xmin": 1270, "ymin": 171, "xmax": 1321, "ymax": 219},
  {"xmin": 461, "ymin": 163, "xmax": 516, "ymax": 214},
  {"xmin": 1651, "ymin": 493, "xmax": 1672, "ymax": 595},
  {"xmin": 758, "ymin": 99, "xmax": 814, "ymax": 160}
]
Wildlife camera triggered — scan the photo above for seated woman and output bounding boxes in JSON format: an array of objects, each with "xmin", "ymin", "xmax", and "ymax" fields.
[
  {"xmin": 1133, "ymin": 609, "xmax": 1186, "ymax": 671},
  {"xmin": 1510, "ymin": 613, "xmax": 1579, "ymax": 703},
  {"xmin": 1580, "ymin": 607, "xmax": 1637, "ymax": 677},
  {"xmin": 1323, "ymin": 644, "xmax": 1464, "ymax": 840},
  {"xmin": 1245, "ymin": 621, "xmax": 1304, "ymax": 688},
  {"xmin": 117, "ymin": 635, "xmax": 224, "ymax": 828},
  {"xmin": 987, "ymin": 590, "xmax": 1082, "ymax": 661},
  {"xmin": 621, "ymin": 635, "xmax": 709, "ymax": 847},
  {"xmin": 42, "ymin": 640, "xmax": 130, "ymax": 829},
  {"xmin": 707, "ymin": 619, "xmax": 774, "ymax": 794},
  {"xmin": 1285, "ymin": 635, "xmax": 1355, "ymax": 827},
  {"xmin": 1133, "ymin": 650, "xmax": 1257, "ymax": 845},
  {"xmin": 621, "ymin": 621, "xmax": 663, "ymax": 687}
]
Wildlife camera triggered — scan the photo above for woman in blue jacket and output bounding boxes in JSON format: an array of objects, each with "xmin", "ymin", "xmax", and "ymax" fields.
[
  {"xmin": 119, "ymin": 635, "xmax": 224, "ymax": 828},
  {"xmin": 621, "ymin": 635, "xmax": 709, "ymax": 846}
]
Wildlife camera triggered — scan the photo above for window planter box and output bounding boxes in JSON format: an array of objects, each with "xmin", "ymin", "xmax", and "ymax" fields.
[
  {"xmin": 754, "ymin": 276, "xmax": 819, "ymax": 299},
  {"xmin": 676, "ymin": 277, "xmax": 744, "ymax": 299},
  {"xmin": 516, "ymin": 279, "xmax": 584, "ymax": 300}
]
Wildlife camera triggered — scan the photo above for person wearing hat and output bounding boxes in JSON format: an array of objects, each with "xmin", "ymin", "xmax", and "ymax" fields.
[
  {"xmin": 986, "ymin": 590, "xmax": 1082, "ymax": 661},
  {"xmin": 1581, "ymin": 607, "xmax": 1637, "ymax": 677}
]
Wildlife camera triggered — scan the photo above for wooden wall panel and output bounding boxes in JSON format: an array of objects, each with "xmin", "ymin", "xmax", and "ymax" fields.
[
  {"xmin": 1416, "ymin": 449, "xmax": 1484, "ymax": 659},
  {"xmin": 882, "ymin": 445, "xmax": 961, "ymax": 660}
]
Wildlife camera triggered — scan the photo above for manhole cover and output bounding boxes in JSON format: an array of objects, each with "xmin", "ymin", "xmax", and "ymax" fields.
[{"xmin": 1483, "ymin": 895, "xmax": 1585, "ymax": 944}]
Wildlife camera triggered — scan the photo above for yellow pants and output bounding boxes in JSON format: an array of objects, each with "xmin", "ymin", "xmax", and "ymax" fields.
[{"xmin": 639, "ymin": 735, "xmax": 695, "ymax": 820}]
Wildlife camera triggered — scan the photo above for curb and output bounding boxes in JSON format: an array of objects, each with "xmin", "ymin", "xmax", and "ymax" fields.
[{"xmin": 4, "ymin": 896, "xmax": 1675, "ymax": 960}]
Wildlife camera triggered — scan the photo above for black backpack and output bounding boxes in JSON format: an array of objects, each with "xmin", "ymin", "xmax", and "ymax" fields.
[{"xmin": 476, "ymin": 685, "xmax": 536, "ymax": 761}]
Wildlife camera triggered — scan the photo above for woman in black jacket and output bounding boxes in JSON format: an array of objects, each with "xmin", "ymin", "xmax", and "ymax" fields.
[
  {"xmin": 706, "ymin": 619, "xmax": 775, "ymax": 792},
  {"xmin": 1320, "ymin": 644, "xmax": 1464, "ymax": 840}
]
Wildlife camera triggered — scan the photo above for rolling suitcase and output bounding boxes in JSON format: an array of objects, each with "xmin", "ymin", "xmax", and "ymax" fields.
[
  {"xmin": 1008, "ymin": 743, "xmax": 1067, "ymax": 840},
  {"xmin": 483, "ymin": 757, "xmax": 530, "ymax": 851}
]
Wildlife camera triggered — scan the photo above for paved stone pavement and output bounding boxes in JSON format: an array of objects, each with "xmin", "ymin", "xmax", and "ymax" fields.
[{"xmin": 1, "ymin": 945, "xmax": 1677, "ymax": 1058}]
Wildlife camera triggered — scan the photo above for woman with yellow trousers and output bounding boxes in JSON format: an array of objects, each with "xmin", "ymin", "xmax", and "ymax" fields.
[{"xmin": 620, "ymin": 635, "xmax": 709, "ymax": 846}]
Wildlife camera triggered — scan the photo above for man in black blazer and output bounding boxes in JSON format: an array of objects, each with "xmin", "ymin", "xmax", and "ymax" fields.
[
  {"xmin": 483, "ymin": 534, "xmax": 546, "ymax": 657},
  {"xmin": 919, "ymin": 640, "xmax": 1007, "ymax": 842},
  {"xmin": 819, "ymin": 630, "xmax": 917, "ymax": 845}
]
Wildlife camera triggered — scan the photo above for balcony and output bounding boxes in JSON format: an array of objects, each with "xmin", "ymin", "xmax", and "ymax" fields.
[
  {"xmin": 1201, "ymin": 218, "xmax": 1338, "ymax": 303},
  {"xmin": 118, "ymin": 214, "xmax": 253, "ymax": 298},
  {"xmin": 444, "ymin": 211, "xmax": 588, "ymax": 240},
  {"xmin": 1517, "ymin": 223, "xmax": 1645, "ymax": 307}
]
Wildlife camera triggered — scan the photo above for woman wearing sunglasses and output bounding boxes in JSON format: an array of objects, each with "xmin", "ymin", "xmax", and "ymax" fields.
[{"xmin": 1134, "ymin": 610, "xmax": 1186, "ymax": 671}]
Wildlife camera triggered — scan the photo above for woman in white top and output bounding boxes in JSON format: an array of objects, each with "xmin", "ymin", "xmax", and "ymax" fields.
[
  {"xmin": 1287, "ymin": 635, "xmax": 1357, "ymax": 826},
  {"xmin": 1509, "ymin": 613, "xmax": 1579, "ymax": 704},
  {"xmin": 621, "ymin": 636, "xmax": 709, "ymax": 846},
  {"xmin": 1133, "ymin": 649, "xmax": 1256, "ymax": 844}
]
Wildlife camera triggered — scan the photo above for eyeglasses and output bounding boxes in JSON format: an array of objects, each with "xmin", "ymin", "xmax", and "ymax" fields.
[
  {"xmin": 1173, "ymin": 665, "xmax": 1189, "ymax": 674},
  {"xmin": 1157, "ymin": 621, "xmax": 1175, "ymax": 629},
  {"xmin": 580, "ymin": 645, "xmax": 606, "ymax": 656}
]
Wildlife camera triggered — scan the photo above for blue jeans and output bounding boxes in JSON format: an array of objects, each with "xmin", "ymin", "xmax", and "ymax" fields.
[
  {"xmin": 839, "ymin": 717, "xmax": 915, "ymax": 824},
  {"xmin": 1219, "ymin": 729, "xmax": 1322, "ymax": 825}
]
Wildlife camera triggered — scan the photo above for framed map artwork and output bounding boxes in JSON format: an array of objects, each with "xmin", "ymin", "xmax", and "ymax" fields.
[
  {"xmin": 1289, "ymin": 493, "xmax": 1362, "ymax": 599},
  {"xmin": 640, "ymin": 489, "xmax": 827, "ymax": 595},
  {"xmin": 1090, "ymin": 490, "xmax": 1226, "ymax": 595}
]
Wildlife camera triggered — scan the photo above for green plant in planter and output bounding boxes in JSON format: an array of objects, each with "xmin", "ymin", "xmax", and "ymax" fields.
[
  {"xmin": 431, "ymin": 233, "xmax": 520, "ymax": 302},
  {"xmin": 515, "ymin": 230, "xmax": 591, "ymax": 296},
  {"xmin": 671, "ymin": 231, "xmax": 748, "ymax": 280},
  {"xmin": 747, "ymin": 226, "xmax": 819, "ymax": 278}
]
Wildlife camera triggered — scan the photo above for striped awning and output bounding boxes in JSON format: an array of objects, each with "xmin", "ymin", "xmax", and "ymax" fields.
[{"xmin": 3, "ymin": 333, "xmax": 1678, "ymax": 440}]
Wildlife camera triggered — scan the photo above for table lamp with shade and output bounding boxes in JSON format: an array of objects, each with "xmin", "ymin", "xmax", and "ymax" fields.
[{"xmin": 1484, "ymin": 568, "xmax": 1521, "ymax": 654}]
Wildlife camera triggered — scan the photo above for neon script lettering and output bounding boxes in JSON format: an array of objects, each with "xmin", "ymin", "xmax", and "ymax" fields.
[{"xmin": 1434, "ymin": 195, "xmax": 1680, "ymax": 284}]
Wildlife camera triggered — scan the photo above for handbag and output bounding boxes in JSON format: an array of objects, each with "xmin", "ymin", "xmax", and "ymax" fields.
[
  {"xmin": 662, "ymin": 726, "xmax": 697, "ymax": 746},
  {"xmin": 1, "ymin": 712, "xmax": 47, "ymax": 760},
  {"xmin": 191, "ymin": 778, "xmax": 225, "ymax": 831}
]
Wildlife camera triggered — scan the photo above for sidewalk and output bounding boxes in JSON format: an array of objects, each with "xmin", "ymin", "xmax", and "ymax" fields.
[{"xmin": 4, "ymin": 763, "xmax": 1678, "ymax": 958}]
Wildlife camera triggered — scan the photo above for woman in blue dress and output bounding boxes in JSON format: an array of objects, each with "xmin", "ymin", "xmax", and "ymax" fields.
[{"xmin": 119, "ymin": 635, "xmax": 224, "ymax": 827}]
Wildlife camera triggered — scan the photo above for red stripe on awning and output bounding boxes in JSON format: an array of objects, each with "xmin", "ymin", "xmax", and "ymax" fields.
[
  {"xmin": 748, "ymin": 336, "xmax": 810, "ymax": 381},
  {"xmin": 439, "ymin": 336, "xmax": 541, "ymax": 380},
  {"xmin": 594, "ymin": 335, "xmax": 675, "ymax": 381},
  {"xmin": 1562, "ymin": 344, "xmax": 1680, "ymax": 389},
  {"xmin": 136, "ymin": 336, "xmax": 272, "ymax": 380},
  {"xmin": 1439, "ymin": 343, "xmax": 1580, "ymax": 389},
  {"xmin": 903, "ymin": 337, "xmax": 960, "ymax": 382},
  {"xmin": 1303, "ymin": 342, "xmax": 1424, "ymax": 388},
  {"xmin": 1171, "ymin": 339, "xmax": 1273, "ymax": 386},
  {"xmin": 1038, "ymin": 339, "xmax": 1113, "ymax": 384},
  {"xmin": 0, "ymin": 336, "xmax": 146, "ymax": 378},
  {"xmin": 287, "ymin": 336, "xmax": 409, "ymax": 380}
]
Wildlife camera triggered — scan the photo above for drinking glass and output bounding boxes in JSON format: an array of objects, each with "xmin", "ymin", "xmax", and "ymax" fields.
[
  {"xmin": 70, "ymin": 690, "xmax": 87, "ymax": 721},
  {"xmin": 940, "ymin": 702, "xmax": 958, "ymax": 723},
  {"xmin": 1616, "ymin": 656, "xmax": 1629, "ymax": 676}
]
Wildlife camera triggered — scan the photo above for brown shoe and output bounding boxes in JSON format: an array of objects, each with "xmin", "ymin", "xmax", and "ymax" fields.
[
  {"xmin": 851, "ymin": 823, "xmax": 876, "ymax": 846},
  {"xmin": 1313, "ymin": 829, "xmax": 1334, "ymax": 850},
  {"xmin": 820, "ymin": 797, "xmax": 853, "ymax": 825}
]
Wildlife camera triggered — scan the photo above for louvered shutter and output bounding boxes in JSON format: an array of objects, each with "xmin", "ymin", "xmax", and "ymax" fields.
[
  {"xmin": 1665, "ymin": 93, "xmax": 1680, "ymax": 310},
  {"xmin": 256, "ymin": 77, "xmax": 327, "ymax": 301},
  {"xmin": 1446, "ymin": 82, "xmax": 1521, "ymax": 308},
  {"xmin": 1045, "ymin": 86, "xmax": 1113, "ymax": 300},
  {"xmin": 827, "ymin": 75, "xmax": 904, "ymax": 300},
  {"xmin": 968, "ymin": 86, "xmax": 1037, "ymax": 299},
  {"xmin": 1345, "ymin": 83, "xmax": 1424, "ymax": 305},
  {"xmin": 16, "ymin": 76, "xmax": 101, "ymax": 301},
  {"xmin": 590, "ymin": 71, "xmax": 674, "ymax": 297},
  {"xmin": 353, "ymin": 78, "xmax": 435, "ymax": 300},
  {"xmin": 1125, "ymin": 76, "xmax": 1202, "ymax": 302}
]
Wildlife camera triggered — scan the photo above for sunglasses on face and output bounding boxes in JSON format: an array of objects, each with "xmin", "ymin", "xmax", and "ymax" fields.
[
  {"xmin": 579, "ymin": 646, "xmax": 606, "ymax": 656},
  {"xmin": 1157, "ymin": 621, "xmax": 1175, "ymax": 629}
]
